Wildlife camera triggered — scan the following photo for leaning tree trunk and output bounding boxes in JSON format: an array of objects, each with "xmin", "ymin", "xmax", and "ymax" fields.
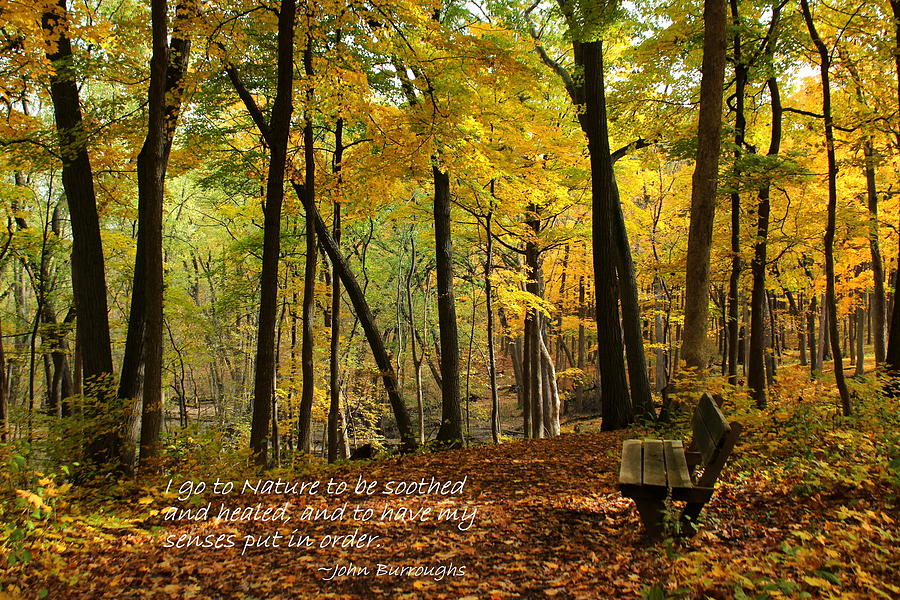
[
  {"xmin": 41, "ymin": 0, "xmax": 116, "ymax": 465},
  {"xmin": 801, "ymin": 0, "xmax": 851, "ymax": 415},
  {"xmin": 682, "ymin": 0, "xmax": 728, "ymax": 370}
]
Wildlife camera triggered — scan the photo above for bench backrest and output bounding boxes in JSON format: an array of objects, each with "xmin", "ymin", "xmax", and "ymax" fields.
[{"xmin": 689, "ymin": 393, "xmax": 742, "ymax": 487}]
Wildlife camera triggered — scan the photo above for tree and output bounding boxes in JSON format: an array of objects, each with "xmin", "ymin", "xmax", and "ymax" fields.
[
  {"xmin": 682, "ymin": 0, "xmax": 728, "ymax": 370},
  {"xmin": 41, "ymin": 0, "xmax": 116, "ymax": 464},
  {"xmin": 799, "ymin": 0, "xmax": 851, "ymax": 416},
  {"xmin": 119, "ymin": 0, "xmax": 194, "ymax": 466},
  {"xmin": 224, "ymin": 0, "xmax": 297, "ymax": 465}
]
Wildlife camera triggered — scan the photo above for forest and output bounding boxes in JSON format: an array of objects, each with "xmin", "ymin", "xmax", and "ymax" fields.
[{"xmin": 0, "ymin": 0, "xmax": 898, "ymax": 597}]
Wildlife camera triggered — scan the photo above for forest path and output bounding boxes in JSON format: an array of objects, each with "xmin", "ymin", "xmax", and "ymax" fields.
[{"xmin": 12, "ymin": 421, "xmax": 898, "ymax": 599}]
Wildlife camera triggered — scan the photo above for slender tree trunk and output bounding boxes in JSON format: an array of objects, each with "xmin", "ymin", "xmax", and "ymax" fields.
[
  {"xmin": 748, "ymin": 73, "xmax": 782, "ymax": 408},
  {"xmin": 433, "ymin": 165, "xmax": 463, "ymax": 447},
  {"xmin": 807, "ymin": 294, "xmax": 818, "ymax": 374},
  {"xmin": 801, "ymin": 0, "xmax": 851, "ymax": 415},
  {"xmin": 886, "ymin": 0, "xmax": 900, "ymax": 375},
  {"xmin": 327, "ymin": 119, "xmax": 344, "ymax": 464},
  {"xmin": 863, "ymin": 142, "xmax": 886, "ymax": 364},
  {"xmin": 682, "ymin": 0, "xmax": 728, "ymax": 369},
  {"xmin": 248, "ymin": 0, "xmax": 296, "ymax": 465},
  {"xmin": 580, "ymin": 40, "xmax": 633, "ymax": 430},
  {"xmin": 297, "ymin": 36, "xmax": 318, "ymax": 454},
  {"xmin": 42, "ymin": 0, "xmax": 115, "ymax": 464},
  {"xmin": 484, "ymin": 210, "xmax": 501, "ymax": 444},
  {"xmin": 855, "ymin": 304, "xmax": 865, "ymax": 376},
  {"xmin": 726, "ymin": 0, "xmax": 746, "ymax": 386},
  {"xmin": 0, "ymin": 318, "xmax": 6, "ymax": 443}
]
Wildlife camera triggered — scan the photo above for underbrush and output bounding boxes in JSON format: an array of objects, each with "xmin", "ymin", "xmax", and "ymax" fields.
[{"xmin": 647, "ymin": 367, "xmax": 900, "ymax": 599}]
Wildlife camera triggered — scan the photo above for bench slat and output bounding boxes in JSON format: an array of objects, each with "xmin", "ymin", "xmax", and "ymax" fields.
[
  {"xmin": 619, "ymin": 439, "xmax": 643, "ymax": 486},
  {"xmin": 663, "ymin": 440, "xmax": 693, "ymax": 490},
  {"xmin": 642, "ymin": 439, "xmax": 667, "ymax": 488},
  {"xmin": 699, "ymin": 393, "xmax": 730, "ymax": 449}
]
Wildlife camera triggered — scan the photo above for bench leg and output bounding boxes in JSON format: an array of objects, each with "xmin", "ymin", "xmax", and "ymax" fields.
[
  {"xmin": 679, "ymin": 502, "xmax": 706, "ymax": 537},
  {"xmin": 633, "ymin": 498, "xmax": 666, "ymax": 540}
]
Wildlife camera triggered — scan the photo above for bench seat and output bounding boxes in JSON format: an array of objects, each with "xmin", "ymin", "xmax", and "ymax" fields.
[{"xmin": 617, "ymin": 393, "xmax": 741, "ymax": 539}]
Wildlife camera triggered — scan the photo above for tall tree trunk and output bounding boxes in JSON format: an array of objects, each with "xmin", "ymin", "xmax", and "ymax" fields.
[
  {"xmin": 525, "ymin": 207, "xmax": 543, "ymax": 439},
  {"xmin": 800, "ymin": 0, "xmax": 851, "ymax": 415},
  {"xmin": 863, "ymin": 141, "xmax": 886, "ymax": 364},
  {"xmin": 0, "ymin": 318, "xmax": 6, "ymax": 443},
  {"xmin": 580, "ymin": 41, "xmax": 633, "ymax": 430},
  {"xmin": 484, "ymin": 211, "xmax": 501, "ymax": 444},
  {"xmin": 807, "ymin": 294, "xmax": 818, "ymax": 374},
  {"xmin": 248, "ymin": 0, "xmax": 296, "ymax": 465},
  {"xmin": 726, "ymin": 0, "xmax": 746, "ymax": 386},
  {"xmin": 682, "ymin": 0, "xmax": 728, "ymax": 370},
  {"xmin": 327, "ymin": 118, "xmax": 344, "ymax": 464},
  {"xmin": 118, "ymin": 0, "xmax": 196, "ymax": 464},
  {"xmin": 748, "ymin": 73, "xmax": 782, "ymax": 408},
  {"xmin": 855, "ymin": 304, "xmax": 865, "ymax": 376},
  {"xmin": 41, "ymin": 0, "xmax": 115, "ymax": 464},
  {"xmin": 433, "ymin": 165, "xmax": 463, "ymax": 447},
  {"xmin": 297, "ymin": 36, "xmax": 318, "ymax": 454},
  {"xmin": 887, "ymin": 0, "xmax": 900, "ymax": 375}
]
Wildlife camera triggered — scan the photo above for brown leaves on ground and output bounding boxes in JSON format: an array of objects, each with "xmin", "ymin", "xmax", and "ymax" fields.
[{"xmin": 3, "ymin": 425, "xmax": 898, "ymax": 600}]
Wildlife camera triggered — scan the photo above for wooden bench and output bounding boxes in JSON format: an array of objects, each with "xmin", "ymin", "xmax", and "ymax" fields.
[{"xmin": 618, "ymin": 393, "xmax": 741, "ymax": 539}]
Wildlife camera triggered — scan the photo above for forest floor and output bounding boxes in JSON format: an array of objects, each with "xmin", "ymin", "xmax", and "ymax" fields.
[{"xmin": 1, "ymin": 366, "xmax": 899, "ymax": 600}]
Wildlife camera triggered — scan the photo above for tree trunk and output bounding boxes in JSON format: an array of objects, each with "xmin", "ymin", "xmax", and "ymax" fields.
[
  {"xmin": 863, "ymin": 141, "xmax": 886, "ymax": 364},
  {"xmin": 432, "ymin": 166, "xmax": 463, "ymax": 447},
  {"xmin": 682, "ymin": 0, "xmax": 728, "ymax": 370},
  {"xmin": 801, "ymin": 0, "xmax": 851, "ymax": 415},
  {"xmin": 248, "ymin": 0, "xmax": 296, "ymax": 465},
  {"xmin": 0, "ymin": 318, "xmax": 6, "ymax": 443},
  {"xmin": 297, "ymin": 37, "xmax": 318, "ymax": 454},
  {"xmin": 580, "ymin": 40, "xmax": 633, "ymax": 430},
  {"xmin": 748, "ymin": 73, "xmax": 782, "ymax": 408},
  {"xmin": 484, "ymin": 210, "xmax": 501, "ymax": 444},
  {"xmin": 855, "ymin": 305, "xmax": 865, "ymax": 376},
  {"xmin": 807, "ymin": 294, "xmax": 818, "ymax": 374},
  {"xmin": 327, "ymin": 119, "xmax": 344, "ymax": 464},
  {"xmin": 42, "ymin": 0, "xmax": 116, "ymax": 464},
  {"xmin": 726, "ymin": 0, "xmax": 746, "ymax": 386}
]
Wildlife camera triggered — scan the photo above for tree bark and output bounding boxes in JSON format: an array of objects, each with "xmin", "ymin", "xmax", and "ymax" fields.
[
  {"xmin": 248, "ymin": 0, "xmax": 296, "ymax": 465},
  {"xmin": 41, "ymin": 0, "xmax": 116, "ymax": 464},
  {"xmin": 433, "ymin": 165, "xmax": 463, "ymax": 447},
  {"xmin": 327, "ymin": 118, "xmax": 344, "ymax": 464},
  {"xmin": 726, "ymin": 0, "xmax": 746, "ymax": 386},
  {"xmin": 580, "ymin": 41, "xmax": 633, "ymax": 430},
  {"xmin": 682, "ymin": 0, "xmax": 728, "ymax": 369},
  {"xmin": 297, "ymin": 36, "xmax": 318, "ymax": 454},
  {"xmin": 863, "ymin": 141, "xmax": 886, "ymax": 364},
  {"xmin": 484, "ymin": 211, "xmax": 501, "ymax": 444},
  {"xmin": 748, "ymin": 72, "xmax": 782, "ymax": 408},
  {"xmin": 800, "ymin": 0, "xmax": 851, "ymax": 415}
]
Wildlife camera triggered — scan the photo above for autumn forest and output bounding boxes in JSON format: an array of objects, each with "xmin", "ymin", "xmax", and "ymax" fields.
[{"xmin": 1, "ymin": 0, "xmax": 899, "ymax": 597}]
